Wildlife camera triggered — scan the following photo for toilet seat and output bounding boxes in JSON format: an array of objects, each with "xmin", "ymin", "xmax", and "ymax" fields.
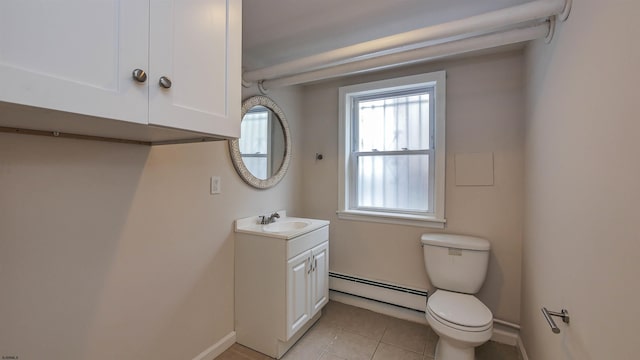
[
  {"xmin": 427, "ymin": 290, "xmax": 492, "ymax": 332},
  {"xmin": 426, "ymin": 306, "xmax": 493, "ymax": 352}
]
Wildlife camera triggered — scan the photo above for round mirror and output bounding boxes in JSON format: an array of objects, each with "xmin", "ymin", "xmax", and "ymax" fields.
[{"xmin": 229, "ymin": 96, "xmax": 291, "ymax": 189}]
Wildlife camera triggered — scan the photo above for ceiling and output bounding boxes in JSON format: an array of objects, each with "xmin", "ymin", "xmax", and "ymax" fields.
[{"xmin": 242, "ymin": 0, "xmax": 531, "ymax": 71}]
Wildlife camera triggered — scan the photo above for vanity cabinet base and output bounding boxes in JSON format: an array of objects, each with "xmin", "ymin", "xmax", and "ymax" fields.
[
  {"xmin": 275, "ymin": 311, "xmax": 322, "ymax": 358},
  {"xmin": 235, "ymin": 225, "xmax": 329, "ymax": 359}
]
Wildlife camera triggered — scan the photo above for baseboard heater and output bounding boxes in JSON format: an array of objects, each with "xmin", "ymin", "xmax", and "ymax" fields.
[{"xmin": 329, "ymin": 272, "xmax": 428, "ymax": 312}]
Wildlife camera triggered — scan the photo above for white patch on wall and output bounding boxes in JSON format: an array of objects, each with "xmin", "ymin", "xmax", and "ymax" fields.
[{"xmin": 455, "ymin": 152, "xmax": 494, "ymax": 186}]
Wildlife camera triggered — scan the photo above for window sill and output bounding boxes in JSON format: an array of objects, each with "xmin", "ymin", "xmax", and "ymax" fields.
[{"xmin": 336, "ymin": 210, "xmax": 446, "ymax": 229}]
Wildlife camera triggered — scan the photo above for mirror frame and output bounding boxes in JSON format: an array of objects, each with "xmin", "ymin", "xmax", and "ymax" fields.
[{"xmin": 229, "ymin": 96, "xmax": 292, "ymax": 189}]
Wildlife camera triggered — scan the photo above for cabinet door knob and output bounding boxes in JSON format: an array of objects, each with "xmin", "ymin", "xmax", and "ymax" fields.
[
  {"xmin": 132, "ymin": 69, "xmax": 147, "ymax": 83},
  {"xmin": 159, "ymin": 76, "xmax": 172, "ymax": 89}
]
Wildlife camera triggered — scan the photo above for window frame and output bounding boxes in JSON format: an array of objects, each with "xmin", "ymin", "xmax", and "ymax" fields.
[{"xmin": 337, "ymin": 71, "xmax": 446, "ymax": 228}]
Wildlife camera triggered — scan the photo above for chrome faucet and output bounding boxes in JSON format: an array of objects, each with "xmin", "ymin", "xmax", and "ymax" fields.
[{"xmin": 259, "ymin": 212, "xmax": 280, "ymax": 224}]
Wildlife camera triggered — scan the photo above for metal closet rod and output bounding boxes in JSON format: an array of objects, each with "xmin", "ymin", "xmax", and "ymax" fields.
[{"xmin": 244, "ymin": 0, "xmax": 571, "ymax": 89}]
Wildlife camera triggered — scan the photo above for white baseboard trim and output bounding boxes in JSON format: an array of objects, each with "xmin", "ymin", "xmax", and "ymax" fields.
[
  {"xmin": 491, "ymin": 323, "xmax": 518, "ymax": 346},
  {"xmin": 330, "ymin": 290, "xmax": 427, "ymax": 324},
  {"xmin": 192, "ymin": 331, "xmax": 236, "ymax": 360},
  {"xmin": 517, "ymin": 336, "xmax": 529, "ymax": 360}
]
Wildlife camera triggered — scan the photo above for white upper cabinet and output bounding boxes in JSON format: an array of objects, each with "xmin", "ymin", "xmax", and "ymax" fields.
[
  {"xmin": 0, "ymin": 0, "xmax": 149, "ymax": 124},
  {"xmin": 149, "ymin": 0, "xmax": 241, "ymax": 137},
  {"xmin": 0, "ymin": 0, "xmax": 241, "ymax": 143}
]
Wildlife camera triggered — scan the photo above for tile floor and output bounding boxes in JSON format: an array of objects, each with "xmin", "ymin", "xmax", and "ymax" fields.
[{"xmin": 216, "ymin": 301, "xmax": 521, "ymax": 360}]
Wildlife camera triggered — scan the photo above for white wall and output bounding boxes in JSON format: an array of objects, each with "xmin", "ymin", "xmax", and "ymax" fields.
[
  {"xmin": 522, "ymin": 0, "xmax": 640, "ymax": 358},
  {"xmin": 0, "ymin": 87, "xmax": 303, "ymax": 360},
  {"xmin": 299, "ymin": 51, "xmax": 525, "ymax": 323}
]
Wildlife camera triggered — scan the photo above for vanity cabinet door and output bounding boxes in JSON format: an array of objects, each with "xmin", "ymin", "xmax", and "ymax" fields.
[
  {"xmin": 286, "ymin": 250, "xmax": 311, "ymax": 339},
  {"xmin": 148, "ymin": 0, "xmax": 241, "ymax": 138},
  {"xmin": 310, "ymin": 241, "xmax": 329, "ymax": 316},
  {"xmin": 0, "ymin": 0, "xmax": 149, "ymax": 124}
]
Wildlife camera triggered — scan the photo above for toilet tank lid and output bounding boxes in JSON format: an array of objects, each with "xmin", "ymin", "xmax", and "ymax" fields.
[{"xmin": 421, "ymin": 233, "xmax": 490, "ymax": 251}]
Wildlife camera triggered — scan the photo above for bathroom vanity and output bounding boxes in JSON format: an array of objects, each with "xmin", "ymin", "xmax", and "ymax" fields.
[{"xmin": 234, "ymin": 213, "xmax": 330, "ymax": 359}]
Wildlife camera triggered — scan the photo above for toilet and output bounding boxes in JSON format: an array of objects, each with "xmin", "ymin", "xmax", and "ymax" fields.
[{"xmin": 421, "ymin": 234, "xmax": 493, "ymax": 360}]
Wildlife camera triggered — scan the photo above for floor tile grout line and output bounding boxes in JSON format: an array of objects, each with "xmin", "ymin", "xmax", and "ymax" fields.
[
  {"xmin": 422, "ymin": 335, "xmax": 428, "ymax": 356},
  {"xmin": 370, "ymin": 338, "xmax": 383, "ymax": 360}
]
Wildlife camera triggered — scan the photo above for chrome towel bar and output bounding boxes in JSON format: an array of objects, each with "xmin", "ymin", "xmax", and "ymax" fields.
[{"xmin": 541, "ymin": 307, "xmax": 570, "ymax": 334}]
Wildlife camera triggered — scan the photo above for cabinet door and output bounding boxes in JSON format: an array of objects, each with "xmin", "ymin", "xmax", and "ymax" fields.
[
  {"xmin": 286, "ymin": 250, "xmax": 311, "ymax": 339},
  {"xmin": 311, "ymin": 241, "xmax": 329, "ymax": 316},
  {"xmin": 0, "ymin": 0, "xmax": 149, "ymax": 124},
  {"xmin": 149, "ymin": 0, "xmax": 241, "ymax": 138}
]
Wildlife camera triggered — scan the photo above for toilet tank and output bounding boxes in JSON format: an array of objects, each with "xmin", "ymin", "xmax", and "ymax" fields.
[{"xmin": 421, "ymin": 233, "xmax": 490, "ymax": 294}]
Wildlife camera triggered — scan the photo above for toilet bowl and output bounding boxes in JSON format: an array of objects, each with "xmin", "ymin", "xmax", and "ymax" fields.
[
  {"xmin": 426, "ymin": 290, "xmax": 492, "ymax": 360},
  {"xmin": 420, "ymin": 234, "xmax": 493, "ymax": 360}
]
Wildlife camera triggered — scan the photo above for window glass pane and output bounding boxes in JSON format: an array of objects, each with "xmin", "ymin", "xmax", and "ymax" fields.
[
  {"xmin": 356, "ymin": 154, "xmax": 430, "ymax": 212},
  {"xmin": 240, "ymin": 106, "xmax": 269, "ymax": 155},
  {"xmin": 241, "ymin": 156, "xmax": 268, "ymax": 180},
  {"xmin": 357, "ymin": 93, "xmax": 430, "ymax": 152}
]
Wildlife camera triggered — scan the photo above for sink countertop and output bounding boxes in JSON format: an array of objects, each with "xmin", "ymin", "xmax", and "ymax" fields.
[{"xmin": 235, "ymin": 211, "xmax": 330, "ymax": 240}]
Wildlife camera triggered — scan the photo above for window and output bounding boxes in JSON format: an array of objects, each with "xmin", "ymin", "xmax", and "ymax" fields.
[
  {"xmin": 338, "ymin": 72, "xmax": 446, "ymax": 228},
  {"xmin": 239, "ymin": 106, "xmax": 272, "ymax": 179}
]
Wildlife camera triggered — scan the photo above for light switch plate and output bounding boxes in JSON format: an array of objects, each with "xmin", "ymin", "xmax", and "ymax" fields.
[{"xmin": 211, "ymin": 176, "xmax": 221, "ymax": 194}]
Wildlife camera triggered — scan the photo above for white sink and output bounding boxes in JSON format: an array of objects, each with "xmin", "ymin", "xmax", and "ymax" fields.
[
  {"xmin": 263, "ymin": 220, "xmax": 312, "ymax": 233},
  {"xmin": 235, "ymin": 211, "xmax": 329, "ymax": 239}
]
